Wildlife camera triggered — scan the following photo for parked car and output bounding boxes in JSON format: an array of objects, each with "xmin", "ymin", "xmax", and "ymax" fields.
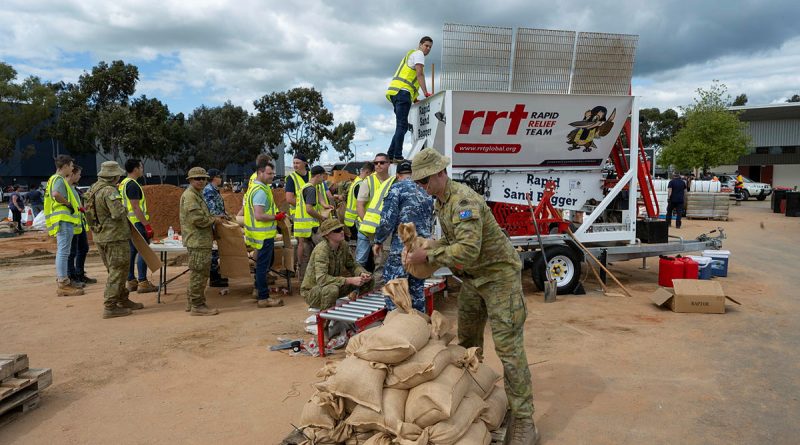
[{"xmin": 717, "ymin": 174, "xmax": 772, "ymax": 201}]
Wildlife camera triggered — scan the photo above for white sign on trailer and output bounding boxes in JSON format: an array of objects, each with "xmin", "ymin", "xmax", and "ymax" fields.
[
  {"xmin": 447, "ymin": 91, "xmax": 633, "ymax": 169},
  {"xmin": 485, "ymin": 170, "xmax": 607, "ymax": 211}
]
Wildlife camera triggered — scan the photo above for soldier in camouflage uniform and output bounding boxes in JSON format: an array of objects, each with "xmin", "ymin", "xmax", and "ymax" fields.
[
  {"xmin": 85, "ymin": 161, "xmax": 145, "ymax": 319},
  {"xmin": 301, "ymin": 218, "xmax": 373, "ymax": 310},
  {"xmin": 373, "ymin": 160, "xmax": 434, "ymax": 312},
  {"xmin": 406, "ymin": 148, "xmax": 539, "ymax": 445},
  {"xmin": 180, "ymin": 167, "xmax": 222, "ymax": 316}
]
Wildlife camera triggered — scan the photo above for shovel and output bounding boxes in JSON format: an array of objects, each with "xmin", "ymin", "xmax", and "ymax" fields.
[{"xmin": 527, "ymin": 198, "xmax": 557, "ymax": 302}]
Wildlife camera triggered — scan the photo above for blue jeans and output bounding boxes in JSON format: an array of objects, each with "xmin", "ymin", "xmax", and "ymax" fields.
[
  {"xmin": 254, "ymin": 238, "xmax": 275, "ymax": 300},
  {"xmin": 128, "ymin": 222, "xmax": 148, "ymax": 281},
  {"xmin": 666, "ymin": 201, "xmax": 683, "ymax": 228},
  {"xmin": 389, "ymin": 90, "xmax": 412, "ymax": 159},
  {"xmin": 68, "ymin": 229, "xmax": 89, "ymax": 277},
  {"xmin": 56, "ymin": 222, "xmax": 75, "ymax": 280},
  {"xmin": 356, "ymin": 231, "xmax": 372, "ymax": 266}
]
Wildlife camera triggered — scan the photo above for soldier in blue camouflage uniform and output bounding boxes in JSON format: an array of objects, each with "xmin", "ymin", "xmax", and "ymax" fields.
[
  {"xmin": 373, "ymin": 161, "xmax": 434, "ymax": 313},
  {"xmin": 405, "ymin": 149, "xmax": 539, "ymax": 445},
  {"xmin": 202, "ymin": 168, "xmax": 228, "ymax": 287}
]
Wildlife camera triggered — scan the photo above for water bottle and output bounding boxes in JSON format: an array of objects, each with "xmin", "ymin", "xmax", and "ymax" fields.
[{"xmin": 167, "ymin": 226, "xmax": 174, "ymax": 240}]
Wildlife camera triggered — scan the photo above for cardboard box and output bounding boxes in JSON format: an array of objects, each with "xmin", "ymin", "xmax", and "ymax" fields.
[
  {"xmin": 650, "ymin": 279, "xmax": 740, "ymax": 313},
  {"xmin": 129, "ymin": 222, "xmax": 163, "ymax": 272}
]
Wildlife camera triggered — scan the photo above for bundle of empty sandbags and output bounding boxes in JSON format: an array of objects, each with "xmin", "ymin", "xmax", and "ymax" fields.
[{"xmin": 298, "ymin": 278, "xmax": 508, "ymax": 444}]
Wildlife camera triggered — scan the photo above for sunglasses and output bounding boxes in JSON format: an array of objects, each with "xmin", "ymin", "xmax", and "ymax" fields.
[
  {"xmin": 331, "ymin": 227, "xmax": 343, "ymax": 233},
  {"xmin": 374, "ymin": 161, "xmax": 389, "ymax": 165},
  {"xmin": 415, "ymin": 176, "xmax": 431, "ymax": 185},
  {"xmin": 191, "ymin": 177, "xmax": 208, "ymax": 181}
]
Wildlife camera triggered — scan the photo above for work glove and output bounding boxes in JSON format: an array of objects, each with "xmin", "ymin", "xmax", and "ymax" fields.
[
  {"xmin": 425, "ymin": 92, "xmax": 432, "ymax": 97},
  {"xmin": 275, "ymin": 211, "xmax": 287, "ymax": 221},
  {"xmin": 144, "ymin": 224, "xmax": 154, "ymax": 239},
  {"xmin": 78, "ymin": 207, "xmax": 86, "ymax": 213}
]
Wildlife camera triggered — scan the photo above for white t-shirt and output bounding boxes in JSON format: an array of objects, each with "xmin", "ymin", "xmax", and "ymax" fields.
[{"xmin": 407, "ymin": 50, "xmax": 425, "ymax": 69}]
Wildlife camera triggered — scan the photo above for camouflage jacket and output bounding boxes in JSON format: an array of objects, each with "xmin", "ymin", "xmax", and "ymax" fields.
[
  {"xmin": 301, "ymin": 240, "xmax": 367, "ymax": 292},
  {"xmin": 88, "ymin": 178, "xmax": 130, "ymax": 243},
  {"xmin": 180, "ymin": 186, "xmax": 215, "ymax": 249},
  {"xmin": 428, "ymin": 178, "xmax": 521, "ymax": 288},
  {"xmin": 375, "ymin": 177, "xmax": 434, "ymax": 253}
]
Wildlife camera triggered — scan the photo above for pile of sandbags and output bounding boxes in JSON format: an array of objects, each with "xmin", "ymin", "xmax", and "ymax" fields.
[{"xmin": 297, "ymin": 278, "xmax": 507, "ymax": 444}]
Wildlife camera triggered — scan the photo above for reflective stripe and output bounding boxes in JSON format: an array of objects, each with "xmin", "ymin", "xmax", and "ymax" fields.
[
  {"xmin": 293, "ymin": 182, "xmax": 322, "ymax": 238},
  {"xmin": 243, "ymin": 181, "xmax": 277, "ymax": 249},
  {"xmin": 44, "ymin": 174, "xmax": 82, "ymax": 236},
  {"xmin": 359, "ymin": 175, "xmax": 396, "ymax": 235},
  {"xmin": 392, "ymin": 76, "xmax": 416, "ymax": 87},
  {"xmin": 119, "ymin": 178, "xmax": 149, "ymax": 224},
  {"xmin": 386, "ymin": 49, "xmax": 420, "ymax": 102}
]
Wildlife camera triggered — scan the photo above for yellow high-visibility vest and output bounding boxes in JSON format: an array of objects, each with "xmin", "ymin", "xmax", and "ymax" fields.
[
  {"xmin": 119, "ymin": 177, "xmax": 149, "ymax": 224},
  {"xmin": 359, "ymin": 176, "xmax": 396, "ymax": 235},
  {"xmin": 294, "ymin": 182, "xmax": 322, "ymax": 238},
  {"xmin": 44, "ymin": 174, "xmax": 82, "ymax": 236},
  {"xmin": 386, "ymin": 49, "xmax": 420, "ymax": 102},
  {"xmin": 288, "ymin": 171, "xmax": 309, "ymax": 215},
  {"xmin": 243, "ymin": 181, "xmax": 277, "ymax": 249},
  {"xmin": 343, "ymin": 176, "xmax": 364, "ymax": 227}
]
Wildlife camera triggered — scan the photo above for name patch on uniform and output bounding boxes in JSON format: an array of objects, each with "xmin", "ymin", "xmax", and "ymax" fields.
[{"xmin": 459, "ymin": 210, "xmax": 472, "ymax": 220}]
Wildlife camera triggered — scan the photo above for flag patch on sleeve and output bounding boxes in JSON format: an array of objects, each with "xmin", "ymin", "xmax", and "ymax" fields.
[{"xmin": 459, "ymin": 209, "xmax": 472, "ymax": 220}]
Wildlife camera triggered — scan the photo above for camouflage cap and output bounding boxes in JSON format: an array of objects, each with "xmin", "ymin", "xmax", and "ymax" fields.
[
  {"xmin": 318, "ymin": 218, "xmax": 344, "ymax": 236},
  {"xmin": 98, "ymin": 161, "xmax": 125, "ymax": 178},
  {"xmin": 186, "ymin": 167, "xmax": 210, "ymax": 179},
  {"xmin": 411, "ymin": 148, "xmax": 450, "ymax": 181}
]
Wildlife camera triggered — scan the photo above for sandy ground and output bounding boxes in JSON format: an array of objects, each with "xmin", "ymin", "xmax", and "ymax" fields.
[{"xmin": 1, "ymin": 200, "xmax": 799, "ymax": 444}]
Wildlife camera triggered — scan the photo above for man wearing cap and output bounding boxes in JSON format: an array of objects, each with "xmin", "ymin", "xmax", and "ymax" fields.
[
  {"xmin": 85, "ymin": 161, "xmax": 145, "ymax": 318},
  {"xmin": 203, "ymin": 168, "xmax": 229, "ymax": 287},
  {"xmin": 301, "ymin": 218, "xmax": 373, "ymax": 310},
  {"xmin": 295, "ymin": 165, "xmax": 332, "ymax": 280},
  {"xmin": 180, "ymin": 167, "xmax": 225, "ymax": 316},
  {"xmin": 373, "ymin": 160, "xmax": 434, "ymax": 312},
  {"xmin": 405, "ymin": 148, "xmax": 539, "ymax": 445}
]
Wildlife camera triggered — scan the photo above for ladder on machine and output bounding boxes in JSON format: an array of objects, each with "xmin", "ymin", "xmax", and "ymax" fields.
[{"xmin": 609, "ymin": 119, "xmax": 660, "ymax": 218}]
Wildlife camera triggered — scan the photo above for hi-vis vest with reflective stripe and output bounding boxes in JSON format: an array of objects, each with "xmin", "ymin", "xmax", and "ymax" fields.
[
  {"xmin": 44, "ymin": 174, "xmax": 82, "ymax": 236},
  {"xmin": 119, "ymin": 177, "xmax": 149, "ymax": 224},
  {"xmin": 386, "ymin": 49, "xmax": 420, "ymax": 102},
  {"xmin": 243, "ymin": 181, "xmax": 277, "ymax": 249},
  {"xmin": 343, "ymin": 176, "xmax": 364, "ymax": 227},
  {"xmin": 293, "ymin": 182, "xmax": 322, "ymax": 238},
  {"xmin": 288, "ymin": 171, "xmax": 309, "ymax": 214},
  {"xmin": 359, "ymin": 175, "xmax": 396, "ymax": 235}
]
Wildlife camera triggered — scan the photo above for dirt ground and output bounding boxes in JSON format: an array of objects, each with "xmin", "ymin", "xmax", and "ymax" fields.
[{"xmin": 1, "ymin": 200, "xmax": 799, "ymax": 444}]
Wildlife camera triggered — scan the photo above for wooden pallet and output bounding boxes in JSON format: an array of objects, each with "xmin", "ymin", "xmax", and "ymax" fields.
[{"xmin": 0, "ymin": 354, "xmax": 52, "ymax": 427}]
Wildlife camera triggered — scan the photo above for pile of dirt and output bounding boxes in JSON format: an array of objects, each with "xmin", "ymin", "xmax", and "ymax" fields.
[
  {"xmin": 143, "ymin": 185, "xmax": 184, "ymax": 238},
  {"xmin": 221, "ymin": 188, "xmax": 288, "ymax": 215}
]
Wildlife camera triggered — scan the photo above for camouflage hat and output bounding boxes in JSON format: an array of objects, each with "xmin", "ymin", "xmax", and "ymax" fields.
[
  {"xmin": 411, "ymin": 148, "xmax": 450, "ymax": 181},
  {"xmin": 318, "ymin": 218, "xmax": 344, "ymax": 236},
  {"xmin": 186, "ymin": 167, "xmax": 210, "ymax": 179},
  {"xmin": 98, "ymin": 161, "xmax": 125, "ymax": 178}
]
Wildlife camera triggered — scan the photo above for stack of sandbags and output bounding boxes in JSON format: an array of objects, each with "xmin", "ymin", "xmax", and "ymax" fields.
[
  {"xmin": 686, "ymin": 192, "xmax": 730, "ymax": 220},
  {"xmin": 297, "ymin": 278, "xmax": 507, "ymax": 445}
]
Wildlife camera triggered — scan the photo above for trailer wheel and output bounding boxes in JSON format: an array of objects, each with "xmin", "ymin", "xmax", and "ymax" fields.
[{"xmin": 532, "ymin": 246, "xmax": 582, "ymax": 295}]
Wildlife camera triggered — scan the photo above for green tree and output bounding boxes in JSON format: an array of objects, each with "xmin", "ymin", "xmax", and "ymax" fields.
[
  {"xmin": 659, "ymin": 81, "xmax": 751, "ymax": 172},
  {"xmin": 731, "ymin": 93, "xmax": 748, "ymax": 106},
  {"xmin": 169, "ymin": 102, "xmax": 266, "ymax": 173},
  {"xmin": 0, "ymin": 62, "xmax": 58, "ymax": 161},
  {"xmin": 639, "ymin": 107, "xmax": 684, "ymax": 147},
  {"xmin": 787, "ymin": 94, "xmax": 800, "ymax": 103},
  {"xmin": 53, "ymin": 60, "xmax": 139, "ymax": 160},
  {"xmin": 253, "ymin": 87, "xmax": 356, "ymax": 163}
]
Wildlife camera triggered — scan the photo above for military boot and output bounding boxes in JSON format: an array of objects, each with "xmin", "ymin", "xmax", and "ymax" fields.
[
  {"xmin": 257, "ymin": 297, "xmax": 284, "ymax": 308},
  {"xmin": 190, "ymin": 304, "xmax": 219, "ymax": 316},
  {"xmin": 118, "ymin": 298, "xmax": 145, "ymax": 310},
  {"xmin": 57, "ymin": 278, "xmax": 85, "ymax": 297},
  {"xmin": 79, "ymin": 274, "xmax": 98, "ymax": 284},
  {"xmin": 103, "ymin": 306, "xmax": 132, "ymax": 319},
  {"xmin": 126, "ymin": 279, "xmax": 139, "ymax": 292},
  {"xmin": 136, "ymin": 279, "xmax": 158, "ymax": 293},
  {"xmin": 505, "ymin": 417, "xmax": 540, "ymax": 445}
]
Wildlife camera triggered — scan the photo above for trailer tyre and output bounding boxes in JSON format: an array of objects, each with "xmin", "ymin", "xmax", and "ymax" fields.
[{"xmin": 532, "ymin": 246, "xmax": 582, "ymax": 295}]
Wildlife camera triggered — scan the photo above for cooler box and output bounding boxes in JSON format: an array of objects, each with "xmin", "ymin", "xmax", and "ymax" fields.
[
  {"xmin": 702, "ymin": 250, "xmax": 730, "ymax": 277},
  {"xmin": 687, "ymin": 255, "xmax": 713, "ymax": 280}
]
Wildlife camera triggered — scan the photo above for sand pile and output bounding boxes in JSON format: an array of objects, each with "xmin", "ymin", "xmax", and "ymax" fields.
[
  {"xmin": 143, "ymin": 185, "xmax": 183, "ymax": 238},
  {"xmin": 221, "ymin": 188, "xmax": 287, "ymax": 216}
]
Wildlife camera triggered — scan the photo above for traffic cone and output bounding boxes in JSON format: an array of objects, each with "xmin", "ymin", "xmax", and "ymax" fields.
[{"xmin": 25, "ymin": 208, "xmax": 33, "ymax": 227}]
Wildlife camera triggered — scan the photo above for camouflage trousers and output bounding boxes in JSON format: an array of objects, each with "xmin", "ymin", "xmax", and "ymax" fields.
[
  {"xmin": 187, "ymin": 247, "xmax": 211, "ymax": 308},
  {"xmin": 96, "ymin": 240, "xmax": 131, "ymax": 309},
  {"xmin": 302, "ymin": 280, "xmax": 374, "ymax": 310},
  {"xmin": 458, "ymin": 270, "xmax": 534, "ymax": 418},
  {"xmin": 383, "ymin": 252, "xmax": 425, "ymax": 313}
]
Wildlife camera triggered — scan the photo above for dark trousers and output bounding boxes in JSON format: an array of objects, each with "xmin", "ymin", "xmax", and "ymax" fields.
[
  {"xmin": 210, "ymin": 249, "xmax": 222, "ymax": 281},
  {"xmin": 254, "ymin": 238, "xmax": 275, "ymax": 300},
  {"xmin": 666, "ymin": 201, "xmax": 683, "ymax": 228},
  {"xmin": 11, "ymin": 209, "xmax": 22, "ymax": 231},
  {"xmin": 68, "ymin": 230, "xmax": 89, "ymax": 277},
  {"xmin": 128, "ymin": 222, "xmax": 148, "ymax": 281},
  {"xmin": 389, "ymin": 90, "xmax": 412, "ymax": 159}
]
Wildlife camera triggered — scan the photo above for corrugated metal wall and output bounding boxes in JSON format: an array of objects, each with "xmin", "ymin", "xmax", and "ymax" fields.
[{"xmin": 746, "ymin": 119, "xmax": 800, "ymax": 147}]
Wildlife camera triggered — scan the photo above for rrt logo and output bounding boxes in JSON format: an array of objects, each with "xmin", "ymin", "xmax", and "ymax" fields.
[{"xmin": 458, "ymin": 104, "xmax": 529, "ymax": 135}]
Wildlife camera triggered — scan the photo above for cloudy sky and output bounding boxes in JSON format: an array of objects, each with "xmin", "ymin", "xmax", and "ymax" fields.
[{"xmin": 2, "ymin": 0, "xmax": 799, "ymax": 164}]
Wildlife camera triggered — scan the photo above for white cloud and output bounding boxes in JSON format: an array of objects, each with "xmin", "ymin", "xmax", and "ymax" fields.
[{"xmin": 369, "ymin": 113, "xmax": 396, "ymax": 135}]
